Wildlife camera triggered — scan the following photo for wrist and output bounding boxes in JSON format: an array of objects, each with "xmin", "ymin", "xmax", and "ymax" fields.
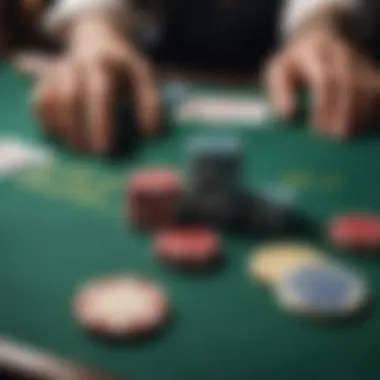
[
  {"xmin": 43, "ymin": 0, "xmax": 129, "ymax": 41},
  {"xmin": 68, "ymin": 13, "xmax": 128, "ymax": 50},
  {"xmin": 289, "ymin": 6, "xmax": 357, "ymax": 44}
]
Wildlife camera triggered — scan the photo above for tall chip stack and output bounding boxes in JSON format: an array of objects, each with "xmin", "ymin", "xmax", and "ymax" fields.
[{"xmin": 181, "ymin": 136, "xmax": 243, "ymax": 229}]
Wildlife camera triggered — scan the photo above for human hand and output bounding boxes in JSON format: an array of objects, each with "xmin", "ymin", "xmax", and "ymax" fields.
[
  {"xmin": 31, "ymin": 15, "xmax": 159, "ymax": 154},
  {"xmin": 266, "ymin": 27, "xmax": 380, "ymax": 138}
]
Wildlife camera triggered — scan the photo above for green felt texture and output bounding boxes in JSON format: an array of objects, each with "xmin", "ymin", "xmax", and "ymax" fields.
[{"xmin": 2, "ymin": 63, "xmax": 380, "ymax": 380}]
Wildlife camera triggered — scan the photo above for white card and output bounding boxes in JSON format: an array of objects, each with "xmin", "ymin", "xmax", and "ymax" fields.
[
  {"xmin": 176, "ymin": 96, "xmax": 272, "ymax": 126},
  {"xmin": 0, "ymin": 137, "xmax": 52, "ymax": 177}
]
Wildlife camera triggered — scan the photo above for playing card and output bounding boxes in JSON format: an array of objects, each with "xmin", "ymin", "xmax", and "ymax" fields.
[
  {"xmin": 0, "ymin": 137, "xmax": 53, "ymax": 177},
  {"xmin": 176, "ymin": 95, "xmax": 272, "ymax": 126}
]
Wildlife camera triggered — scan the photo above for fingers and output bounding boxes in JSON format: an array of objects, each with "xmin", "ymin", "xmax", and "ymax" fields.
[
  {"xmin": 33, "ymin": 61, "xmax": 85, "ymax": 149},
  {"xmin": 329, "ymin": 48, "xmax": 355, "ymax": 139},
  {"xmin": 307, "ymin": 45, "xmax": 377, "ymax": 139},
  {"xmin": 270, "ymin": 33, "xmax": 378, "ymax": 139},
  {"xmin": 345, "ymin": 67, "xmax": 369, "ymax": 136},
  {"xmin": 33, "ymin": 74, "xmax": 59, "ymax": 137},
  {"xmin": 121, "ymin": 54, "xmax": 160, "ymax": 135},
  {"xmin": 360, "ymin": 62, "xmax": 379, "ymax": 128},
  {"xmin": 85, "ymin": 64, "xmax": 114, "ymax": 155},
  {"xmin": 303, "ymin": 50, "xmax": 335, "ymax": 131},
  {"xmin": 266, "ymin": 54, "xmax": 297, "ymax": 119},
  {"xmin": 57, "ymin": 62, "xmax": 84, "ymax": 150}
]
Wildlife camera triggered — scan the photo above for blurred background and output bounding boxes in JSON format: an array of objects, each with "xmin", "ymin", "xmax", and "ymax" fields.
[
  {"xmin": 0, "ymin": 0, "xmax": 49, "ymax": 59},
  {"xmin": 0, "ymin": 0, "xmax": 378, "ymax": 66},
  {"xmin": 0, "ymin": 0, "xmax": 278, "ymax": 72}
]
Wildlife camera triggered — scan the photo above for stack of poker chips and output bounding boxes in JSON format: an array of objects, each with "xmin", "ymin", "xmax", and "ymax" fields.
[
  {"xmin": 180, "ymin": 136, "xmax": 243, "ymax": 229},
  {"xmin": 127, "ymin": 135, "xmax": 298, "ymax": 235},
  {"xmin": 127, "ymin": 169, "xmax": 183, "ymax": 230},
  {"xmin": 180, "ymin": 135, "xmax": 296, "ymax": 235}
]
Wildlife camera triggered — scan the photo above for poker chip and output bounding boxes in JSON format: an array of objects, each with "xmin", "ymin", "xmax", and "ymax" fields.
[
  {"xmin": 73, "ymin": 275, "xmax": 169, "ymax": 338},
  {"xmin": 328, "ymin": 213, "xmax": 380, "ymax": 251},
  {"xmin": 127, "ymin": 168, "xmax": 182, "ymax": 229},
  {"xmin": 249, "ymin": 242, "xmax": 324, "ymax": 286},
  {"xmin": 154, "ymin": 227, "xmax": 221, "ymax": 268},
  {"xmin": 129, "ymin": 168, "xmax": 181, "ymax": 194},
  {"xmin": 241, "ymin": 193, "xmax": 294, "ymax": 235},
  {"xmin": 275, "ymin": 262, "xmax": 369, "ymax": 319}
]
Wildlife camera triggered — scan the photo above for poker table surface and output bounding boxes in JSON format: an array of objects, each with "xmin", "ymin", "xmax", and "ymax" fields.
[{"xmin": 2, "ymin": 62, "xmax": 380, "ymax": 380}]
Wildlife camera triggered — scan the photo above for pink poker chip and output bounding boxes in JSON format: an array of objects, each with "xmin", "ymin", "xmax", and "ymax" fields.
[
  {"xmin": 73, "ymin": 275, "xmax": 169, "ymax": 338},
  {"xmin": 154, "ymin": 227, "xmax": 221, "ymax": 268},
  {"xmin": 329, "ymin": 213, "xmax": 380, "ymax": 251},
  {"xmin": 128, "ymin": 169, "xmax": 182, "ymax": 196}
]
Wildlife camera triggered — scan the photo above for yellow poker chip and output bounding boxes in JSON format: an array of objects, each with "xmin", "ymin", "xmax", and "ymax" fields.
[{"xmin": 248, "ymin": 242, "xmax": 325, "ymax": 287}]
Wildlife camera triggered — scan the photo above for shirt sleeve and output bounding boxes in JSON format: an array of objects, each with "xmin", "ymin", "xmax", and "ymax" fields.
[
  {"xmin": 281, "ymin": 0, "xmax": 359, "ymax": 38},
  {"xmin": 43, "ymin": 0, "xmax": 129, "ymax": 37}
]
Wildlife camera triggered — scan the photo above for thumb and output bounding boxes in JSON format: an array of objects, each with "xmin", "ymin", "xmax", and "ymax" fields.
[
  {"xmin": 12, "ymin": 52, "xmax": 56, "ymax": 79},
  {"xmin": 266, "ymin": 53, "xmax": 297, "ymax": 120}
]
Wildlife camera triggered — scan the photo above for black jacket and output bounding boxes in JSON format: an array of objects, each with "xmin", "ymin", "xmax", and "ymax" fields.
[
  {"xmin": 112, "ymin": 0, "xmax": 280, "ymax": 71},
  {"xmin": 357, "ymin": 0, "xmax": 380, "ymax": 62}
]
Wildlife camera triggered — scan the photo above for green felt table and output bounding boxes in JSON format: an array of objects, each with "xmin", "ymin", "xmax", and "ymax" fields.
[{"xmin": 2, "ymin": 62, "xmax": 380, "ymax": 380}]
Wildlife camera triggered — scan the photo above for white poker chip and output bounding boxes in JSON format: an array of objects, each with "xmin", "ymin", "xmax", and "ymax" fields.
[
  {"xmin": 274, "ymin": 262, "xmax": 369, "ymax": 319},
  {"xmin": 73, "ymin": 275, "xmax": 169, "ymax": 338}
]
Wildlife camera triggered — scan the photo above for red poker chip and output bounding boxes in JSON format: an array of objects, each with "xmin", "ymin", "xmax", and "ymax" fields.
[
  {"xmin": 127, "ymin": 168, "xmax": 182, "ymax": 229},
  {"xmin": 73, "ymin": 275, "xmax": 169, "ymax": 339},
  {"xmin": 128, "ymin": 169, "xmax": 181, "ymax": 196},
  {"xmin": 328, "ymin": 213, "xmax": 380, "ymax": 251},
  {"xmin": 154, "ymin": 227, "xmax": 221, "ymax": 268}
]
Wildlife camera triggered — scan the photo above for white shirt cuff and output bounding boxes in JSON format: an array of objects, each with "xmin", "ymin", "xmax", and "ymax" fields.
[
  {"xmin": 282, "ymin": 0, "xmax": 358, "ymax": 38},
  {"xmin": 43, "ymin": 0, "xmax": 128, "ymax": 37}
]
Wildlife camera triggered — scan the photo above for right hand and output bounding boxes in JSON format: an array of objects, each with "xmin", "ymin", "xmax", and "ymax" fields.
[
  {"xmin": 265, "ymin": 27, "xmax": 380, "ymax": 139},
  {"xmin": 31, "ymin": 15, "xmax": 159, "ymax": 155}
]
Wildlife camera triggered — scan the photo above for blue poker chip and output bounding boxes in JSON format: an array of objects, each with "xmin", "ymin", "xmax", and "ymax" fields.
[
  {"xmin": 187, "ymin": 135, "xmax": 242, "ymax": 157},
  {"xmin": 275, "ymin": 262, "xmax": 368, "ymax": 319},
  {"xmin": 256, "ymin": 183, "xmax": 297, "ymax": 207}
]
